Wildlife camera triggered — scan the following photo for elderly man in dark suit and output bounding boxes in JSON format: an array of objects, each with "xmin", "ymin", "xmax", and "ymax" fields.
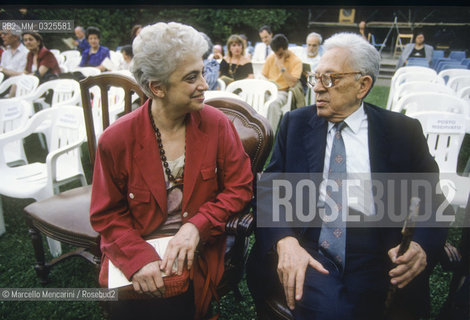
[{"xmin": 247, "ymin": 32, "xmax": 448, "ymax": 320}]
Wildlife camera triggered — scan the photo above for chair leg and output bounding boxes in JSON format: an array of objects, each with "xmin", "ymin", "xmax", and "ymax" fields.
[{"xmin": 27, "ymin": 224, "xmax": 50, "ymax": 284}]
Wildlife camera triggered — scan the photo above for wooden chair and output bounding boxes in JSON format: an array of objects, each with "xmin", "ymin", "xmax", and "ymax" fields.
[
  {"xmin": 394, "ymin": 33, "xmax": 413, "ymax": 58},
  {"xmin": 23, "ymin": 73, "xmax": 146, "ymax": 283},
  {"xmin": 24, "ymin": 75, "xmax": 274, "ymax": 301}
]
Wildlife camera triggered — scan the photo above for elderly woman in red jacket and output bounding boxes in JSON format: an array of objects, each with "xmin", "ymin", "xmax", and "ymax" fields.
[
  {"xmin": 22, "ymin": 32, "xmax": 60, "ymax": 83},
  {"xmin": 90, "ymin": 22, "xmax": 253, "ymax": 320}
]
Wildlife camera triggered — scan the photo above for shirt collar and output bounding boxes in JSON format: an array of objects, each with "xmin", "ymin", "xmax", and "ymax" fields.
[{"xmin": 327, "ymin": 102, "xmax": 365, "ymax": 134}]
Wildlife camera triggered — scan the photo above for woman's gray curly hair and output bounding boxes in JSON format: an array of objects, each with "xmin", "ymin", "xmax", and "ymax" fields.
[{"xmin": 131, "ymin": 22, "xmax": 208, "ymax": 98}]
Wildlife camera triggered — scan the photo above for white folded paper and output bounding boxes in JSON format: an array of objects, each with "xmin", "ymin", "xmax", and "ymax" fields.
[{"xmin": 108, "ymin": 236, "xmax": 176, "ymax": 289}]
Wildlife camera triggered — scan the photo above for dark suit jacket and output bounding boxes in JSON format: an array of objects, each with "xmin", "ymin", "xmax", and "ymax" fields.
[{"xmin": 248, "ymin": 102, "xmax": 448, "ymax": 314}]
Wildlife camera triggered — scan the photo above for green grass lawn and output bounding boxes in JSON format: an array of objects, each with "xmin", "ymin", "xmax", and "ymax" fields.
[{"xmin": 0, "ymin": 85, "xmax": 466, "ymax": 319}]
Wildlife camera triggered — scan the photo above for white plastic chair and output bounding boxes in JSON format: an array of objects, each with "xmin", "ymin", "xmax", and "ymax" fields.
[
  {"xmin": 0, "ymin": 72, "xmax": 4, "ymax": 85},
  {"xmin": 0, "ymin": 75, "xmax": 40, "ymax": 98},
  {"xmin": 89, "ymin": 85, "xmax": 125, "ymax": 137},
  {"xmin": 50, "ymin": 49, "xmax": 61, "ymax": 57},
  {"xmin": 0, "ymin": 99, "xmax": 30, "ymax": 166},
  {"xmin": 21, "ymin": 79, "xmax": 81, "ymax": 114},
  {"xmin": 393, "ymin": 66, "xmax": 437, "ymax": 81},
  {"xmin": 62, "ymin": 56, "xmax": 82, "ymax": 71},
  {"xmin": 226, "ymin": 79, "xmax": 278, "ymax": 118},
  {"xmin": 109, "ymin": 50, "xmax": 124, "ymax": 68},
  {"xmin": 456, "ymin": 86, "xmax": 470, "ymax": 133},
  {"xmin": 59, "ymin": 50, "xmax": 81, "ymax": 63},
  {"xmin": 216, "ymin": 78, "xmax": 226, "ymax": 91},
  {"xmin": 252, "ymin": 61, "xmax": 265, "ymax": 79},
  {"xmin": 391, "ymin": 81, "xmax": 455, "ymax": 112},
  {"xmin": 386, "ymin": 67, "xmax": 437, "ymax": 110},
  {"xmin": 395, "ymin": 92, "xmax": 468, "ymax": 116},
  {"xmin": 439, "ymin": 69, "xmax": 470, "ymax": 84},
  {"xmin": 408, "ymin": 111, "xmax": 469, "ymax": 208},
  {"xmin": 458, "ymin": 86, "xmax": 470, "ymax": 102},
  {"xmin": 0, "ymin": 106, "xmax": 86, "ymax": 242},
  {"xmin": 447, "ymin": 76, "xmax": 470, "ymax": 93},
  {"xmin": 69, "ymin": 67, "xmax": 101, "ymax": 78},
  {"xmin": 204, "ymin": 90, "xmax": 244, "ymax": 101}
]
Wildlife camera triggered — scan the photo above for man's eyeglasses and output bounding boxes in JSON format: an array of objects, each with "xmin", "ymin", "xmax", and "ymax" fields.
[{"xmin": 307, "ymin": 72, "xmax": 362, "ymax": 88}]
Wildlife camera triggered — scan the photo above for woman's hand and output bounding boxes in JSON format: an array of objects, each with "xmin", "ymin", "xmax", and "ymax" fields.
[
  {"xmin": 131, "ymin": 260, "xmax": 165, "ymax": 297},
  {"xmin": 161, "ymin": 222, "xmax": 200, "ymax": 275}
]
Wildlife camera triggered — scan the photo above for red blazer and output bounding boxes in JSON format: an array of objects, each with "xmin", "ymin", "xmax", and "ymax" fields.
[
  {"xmin": 90, "ymin": 100, "xmax": 253, "ymax": 318},
  {"xmin": 25, "ymin": 47, "xmax": 61, "ymax": 76}
]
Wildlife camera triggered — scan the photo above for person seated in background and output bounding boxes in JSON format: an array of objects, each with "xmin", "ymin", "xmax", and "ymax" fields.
[
  {"xmin": 23, "ymin": 32, "xmax": 61, "ymax": 83},
  {"xmin": 298, "ymin": 32, "xmax": 324, "ymax": 73},
  {"xmin": 396, "ymin": 30, "xmax": 434, "ymax": 69},
  {"xmin": 262, "ymin": 33, "xmax": 303, "ymax": 133},
  {"xmin": 200, "ymin": 32, "xmax": 219, "ymax": 90},
  {"xmin": 358, "ymin": 21, "xmax": 369, "ymax": 40},
  {"xmin": 79, "ymin": 26, "xmax": 110, "ymax": 71},
  {"xmin": 210, "ymin": 44, "xmax": 224, "ymax": 62},
  {"xmin": 73, "ymin": 26, "xmax": 90, "ymax": 54},
  {"xmin": 219, "ymin": 34, "xmax": 254, "ymax": 85},
  {"xmin": 252, "ymin": 25, "xmax": 273, "ymax": 62},
  {"xmin": 0, "ymin": 27, "xmax": 28, "ymax": 79},
  {"xmin": 130, "ymin": 24, "xmax": 142, "ymax": 42},
  {"xmin": 119, "ymin": 44, "xmax": 133, "ymax": 70},
  {"xmin": 239, "ymin": 34, "xmax": 253, "ymax": 60},
  {"xmin": 89, "ymin": 21, "xmax": 253, "ymax": 320}
]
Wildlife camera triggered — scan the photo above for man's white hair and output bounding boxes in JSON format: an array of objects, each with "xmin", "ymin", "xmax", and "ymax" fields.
[
  {"xmin": 131, "ymin": 22, "xmax": 207, "ymax": 98},
  {"xmin": 306, "ymin": 32, "xmax": 322, "ymax": 44},
  {"xmin": 323, "ymin": 32, "xmax": 380, "ymax": 86}
]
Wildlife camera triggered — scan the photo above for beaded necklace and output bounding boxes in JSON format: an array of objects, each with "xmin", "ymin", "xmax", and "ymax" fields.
[
  {"xmin": 228, "ymin": 56, "xmax": 240, "ymax": 77},
  {"xmin": 148, "ymin": 105, "xmax": 185, "ymax": 183}
]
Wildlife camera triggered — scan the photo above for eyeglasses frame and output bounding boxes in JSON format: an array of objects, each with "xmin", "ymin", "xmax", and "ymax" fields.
[{"xmin": 307, "ymin": 72, "xmax": 363, "ymax": 88}]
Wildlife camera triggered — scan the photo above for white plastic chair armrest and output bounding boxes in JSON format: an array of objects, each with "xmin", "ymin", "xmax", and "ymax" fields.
[{"xmin": 46, "ymin": 139, "xmax": 85, "ymax": 183}]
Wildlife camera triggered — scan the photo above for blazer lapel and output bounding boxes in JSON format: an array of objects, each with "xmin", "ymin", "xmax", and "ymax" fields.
[
  {"xmin": 182, "ymin": 111, "xmax": 208, "ymax": 211},
  {"xmin": 134, "ymin": 102, "xmax": 168, "ymax": 214},
  {"xmin": 365, "ymin": 103, "xmax": 390, "ymax": 172},
  {"xmin": 304, "ymin": 110, "xmax": 327, "ymax": 173}
]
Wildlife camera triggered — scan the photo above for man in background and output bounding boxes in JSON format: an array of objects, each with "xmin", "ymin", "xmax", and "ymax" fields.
[
  {"xmin": 298, "ymin": 32, "xmax": 324, "ymax": 73},
  {"xmin": 73, "ymin": 26, "xmax": 90, "ymax": 54},
  {"xmin": 0, "ymin": 26, "xmax": 28, "ymax": 78},
  {"xmin": 262, "ymin": 34, "xmax": 303, "ymax": 133},
  {"xmin": 252, "ymin": 25, "xmax": 273, "ymax": 62}
]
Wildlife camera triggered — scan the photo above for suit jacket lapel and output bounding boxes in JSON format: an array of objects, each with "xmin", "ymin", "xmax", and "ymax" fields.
[
  {"xmin": 134, "ymin": 101, "xmax": 168, "ymax": 215},
  {"xmin": 182, "ymin": 110, "xmax": 208, "ymax": 211},
  {"xmin": 365, "ymin": 103, "xmax": 390, "ymax": 172},
  {"xmin": 305, "ymin": 110, "xmax": 327, "ymax": 173}
]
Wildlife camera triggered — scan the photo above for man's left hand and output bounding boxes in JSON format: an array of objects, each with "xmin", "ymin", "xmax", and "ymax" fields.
[{"xmin": 388, "ymin": 241, "xmax": 427, "ymax": 288}]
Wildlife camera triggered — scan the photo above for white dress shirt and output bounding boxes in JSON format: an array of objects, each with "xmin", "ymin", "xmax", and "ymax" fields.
[
  {"xmin": 0, "ymin": 43, "xmax": 28, "ymax": 72},
  {"xmin": 319, "ymin": 103, "xmax": 375, "ymax": 216},
  {"xmin": 252, "ymin": 42, "xmax": 272, "ymax": 62}
]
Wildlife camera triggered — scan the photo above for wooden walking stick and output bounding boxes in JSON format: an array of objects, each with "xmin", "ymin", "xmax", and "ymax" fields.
[{"xmin": 384, "ymin": 197, "xmax": 421, "ymax": 317}]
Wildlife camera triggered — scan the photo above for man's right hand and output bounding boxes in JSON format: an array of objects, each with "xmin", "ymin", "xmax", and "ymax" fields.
[
  {"xmin": 131, "ymin": 260, "xmax": 165, "ymax": 297},
  {"xmin": 276, "ymin": 236, "xmax": 329, "ymax": 310}
]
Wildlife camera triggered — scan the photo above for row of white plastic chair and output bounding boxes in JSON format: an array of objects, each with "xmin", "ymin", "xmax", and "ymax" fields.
[
  {"xmin": 386, "ymin": 67, "xmax": 470, "ymax": 111},
  {"xmin": 407, "ymin": 110, "xmax": 470, "ymax": 209},
  {"xmin": 52, "ymin": 49, "xmax": 125, "ymax": 73},
  {"xmin": 0, "ymin": 106, "xmax": 86, "ymax": 243},
  {"xmin": 204, "ymin": 78, "xmax": 292, "ymax": 120}
]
